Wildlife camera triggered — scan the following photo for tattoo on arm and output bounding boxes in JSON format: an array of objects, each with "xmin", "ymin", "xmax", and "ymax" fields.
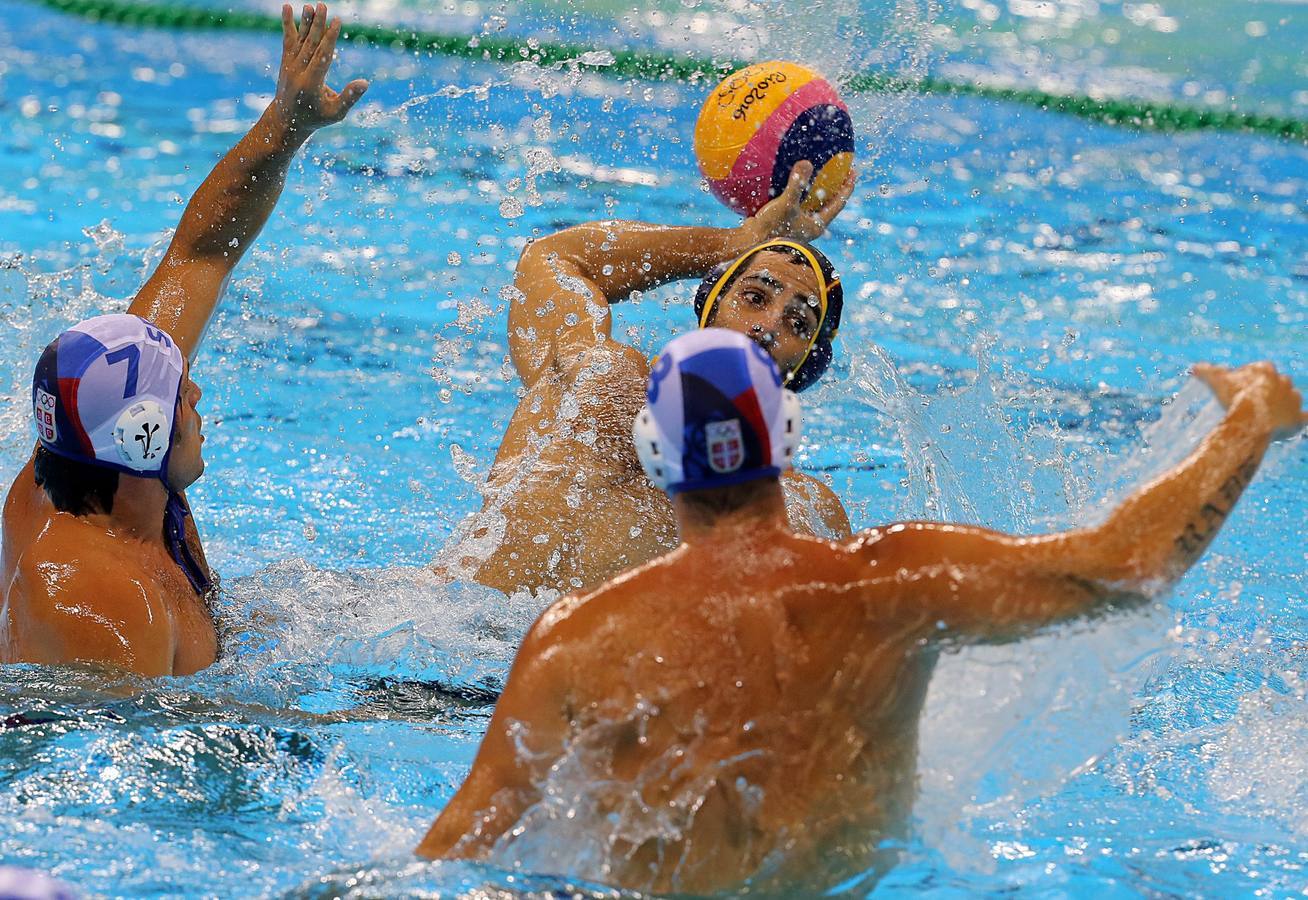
[{"xmin": 1173, "ymin": 457, "xmax": 1258, "ymax": 558}]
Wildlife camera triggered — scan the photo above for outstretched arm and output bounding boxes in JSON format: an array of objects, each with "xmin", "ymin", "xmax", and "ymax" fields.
[
  {"xmin": 508, "ymin": 161, "xmax": 857, "ymax": 386},
  {"xmin": 860, "ymin": 363, "xmax": 1305, "ymax": 640},
  {"xmin": 128, "ymin": 3, "xmax": 368, "ymax": 360}
]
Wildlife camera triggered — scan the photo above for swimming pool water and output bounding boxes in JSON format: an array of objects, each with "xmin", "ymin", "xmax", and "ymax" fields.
[{"xmin": 1, "ymin": 0, "xmax": 1305, "ymax": 895}]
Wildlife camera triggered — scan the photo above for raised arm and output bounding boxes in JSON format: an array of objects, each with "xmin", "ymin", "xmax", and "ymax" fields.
[
  {"xmin": 859, "ymin": 362, "xmax": 1305, "ymax": 640},
  {"xmin": 508, "ymin": 161, "xmax": 857, "ymax": 386},
  {"xmin": 128, "ymin": 3, "xmax": 368, "ymax": 360}
]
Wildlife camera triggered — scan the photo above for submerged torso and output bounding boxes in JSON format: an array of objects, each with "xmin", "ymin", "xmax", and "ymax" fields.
[
  {"xmin": 0, "ymin": 458, "xmax": 218, "ymax": 676},
  {"xmin": 451, "ymin": 341, "xmax": 845, "ymax": 597}
]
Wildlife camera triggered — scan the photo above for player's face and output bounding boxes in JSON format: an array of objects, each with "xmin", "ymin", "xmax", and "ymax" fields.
[
  {"xmin": 709, "ymin": 251, "xmax": 823, "ymax": 378},
  {"xmin": 166, "ymin": 362, "xmax": 205, "ymax": 491}
]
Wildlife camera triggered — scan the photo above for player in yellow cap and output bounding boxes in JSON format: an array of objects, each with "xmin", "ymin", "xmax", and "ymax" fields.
[{"xmin": 439, "ymin": 158, "xmax": 857, "ymax": 597}]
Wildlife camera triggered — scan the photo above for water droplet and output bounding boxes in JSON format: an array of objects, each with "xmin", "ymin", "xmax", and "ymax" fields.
[{"xmin": 499, "ymin": 196, "xmax": 524, "ymax": 219}]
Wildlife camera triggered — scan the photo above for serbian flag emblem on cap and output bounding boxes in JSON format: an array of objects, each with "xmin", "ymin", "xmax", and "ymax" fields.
[
  {"xmin": 35, "ymin": 388, "xmax": 58, "ymax": 442},
  {"xmin": 706, "ymin": 418, "xmax": 745, "ymax": 473}
]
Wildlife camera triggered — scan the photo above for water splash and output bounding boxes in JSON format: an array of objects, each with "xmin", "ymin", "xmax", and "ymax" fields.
[
  {"xmin": 852, "ymin": 343, "xmax": 1251, "ymax": 874},
  {"xmin": 855, "ymin": 338, "xmax": 1076, "ymax": 530},
  {"xmin": 0, "ymin": 249, "xmax": 130, "ymax": 480},
  {"xmin": 215, "ymin": 561, "xmax": 542, "ymax": 705}
]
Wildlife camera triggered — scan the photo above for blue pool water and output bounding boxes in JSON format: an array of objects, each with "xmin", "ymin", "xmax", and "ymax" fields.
[{"xmin": 1, "ymin": 0, "xmax": 1305, "ymax": 895}]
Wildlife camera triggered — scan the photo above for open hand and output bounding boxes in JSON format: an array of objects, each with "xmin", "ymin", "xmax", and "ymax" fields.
[
  {"xmin": 1195, "ymin": 361, "xmax": 1307, "ymax": 439},
  {"xmin": 271, "ymin": 3, "xmax": 369, "ymax": 134},
  {"xmin": 743, "ymin": 160, "xmax": 858, "ymax": 244}
]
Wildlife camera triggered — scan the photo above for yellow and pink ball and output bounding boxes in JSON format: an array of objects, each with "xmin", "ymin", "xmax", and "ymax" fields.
[{"xmin": 694, "ymin": 61, "xmax": 855, "ymax": 217}]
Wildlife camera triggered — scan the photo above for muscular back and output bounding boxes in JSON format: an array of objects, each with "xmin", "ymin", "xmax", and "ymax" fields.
[
  {"xmin": 421, "ymin": 360, "xmax": 1305, "ymax": 894},
  {"xmin": 424, "ymin": 532, "xmax": 935, "ymax": 892}
]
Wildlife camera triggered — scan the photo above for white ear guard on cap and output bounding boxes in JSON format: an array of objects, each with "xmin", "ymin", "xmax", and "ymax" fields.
[
  {"xmin": 113, "ymin": 400, "xmax": 172, "ymax": 471},
  {"xmin": 634, "ymin": 406, "xmax": 672, "ymax": 491},
  {"xmin": 778, "ymin": 389, "xmax": 802, "ymax": 464}
]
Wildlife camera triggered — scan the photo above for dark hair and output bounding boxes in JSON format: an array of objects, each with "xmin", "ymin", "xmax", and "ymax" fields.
[
  {"xmin": 677, "ymin": 477, "xmax": 776, "ymax": 518},
  {"xmin": 33, "ymin": 446, "xmax": 118, "ymax": 515}
]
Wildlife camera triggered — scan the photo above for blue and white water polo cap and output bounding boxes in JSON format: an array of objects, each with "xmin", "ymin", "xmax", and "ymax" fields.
[
  {"xmin": 32, "ymin": 313, "xmax": 185, "ymax": 477},
  {"xmin": 634, "ymin": 327, "xmax": 802, "ymax": 495}
]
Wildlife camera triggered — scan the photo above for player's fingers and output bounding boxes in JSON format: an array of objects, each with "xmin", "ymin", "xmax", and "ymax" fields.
[
  {"xmin": 794, "ymin": 159, "xmax": 816, "ymax": 186},
  {"xmin": 779, "ymin": 161, "xmax": 814, "ymax": 209},
  {"xmin": 306, "ymin": 2, "xmax": 329, "ymax": 58},
  {"xmin": 309, "ymin": 18, "xmax": 342, "ymax": 78},
  {"xmin": 296, "ymin": 4, "xmax": 313, "ymax": 49},
  {"xmin": 1191, "ymin": 362, "xmax": 1220, "ymax": 387},
  {"xmin": 332, "ymin": 78, "xmax": 369, "ymax": 119},
  {"xmin": 281, "ymin": 4, "xmax": 296, "ymax": 51},
  {"xmin": 816, "ymin": 166, "xmax": 857, "ymax": 227},
  {"xmin": 1193, "ymin": 363, "xmax": 1237, "ymax": 403}
]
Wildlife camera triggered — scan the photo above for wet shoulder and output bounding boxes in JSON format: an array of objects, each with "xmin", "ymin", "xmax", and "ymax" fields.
[
  {"xmin": 2, "ymin": 456, "xmax": 45, "ymax": 550},
  {"xmin": 526, "ymin": 551, "xmax": 681, "ymax": 647},
  {"xmin": 4, "ymin": 513, "xmax": 172, "ymax": 669},
  {"xmin": 16, "ymin": 512, "xmax": 159, "ymax": 603},
  {"xmin": 781, "ymin": 470, "xmax": 852, "ymax": 539}
]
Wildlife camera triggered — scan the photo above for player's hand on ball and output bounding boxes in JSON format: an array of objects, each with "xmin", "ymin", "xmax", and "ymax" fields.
[{"xmin": 745, "ymin": 161, "xmax": 858, "ymax": 244}]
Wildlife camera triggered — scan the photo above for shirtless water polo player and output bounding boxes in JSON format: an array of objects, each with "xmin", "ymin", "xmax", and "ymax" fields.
[
  {"xmin": 421, "ymin": 329, "xmax": 1306, "ymax": 893},
  {"xmin": 1, "ymin": 4, "xmax": 368, "ymax": 676},
  {"xmin": 446, "ymin": 160, "xmax": 859, "ymax": 596}
]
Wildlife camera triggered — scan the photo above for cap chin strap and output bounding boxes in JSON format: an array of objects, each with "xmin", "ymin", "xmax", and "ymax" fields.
[{"xmin": 696, "ymin": 239, "xmax": 838, "ymax": 386}]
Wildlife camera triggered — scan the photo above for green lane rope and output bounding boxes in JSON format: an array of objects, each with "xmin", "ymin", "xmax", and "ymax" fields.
[{"xmin": 28, "ymin": 0, "xmax": 1308, "ymax": 142}]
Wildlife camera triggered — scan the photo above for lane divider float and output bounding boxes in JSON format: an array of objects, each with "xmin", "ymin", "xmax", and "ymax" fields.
[{"xmin": 25, "ymin": 0, "xmax": 1308, "ymax": 142}]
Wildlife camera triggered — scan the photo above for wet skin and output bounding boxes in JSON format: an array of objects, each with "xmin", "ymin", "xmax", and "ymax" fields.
[
  {"xmin": 706, "ymin": 250, "xmax": 827, "ymax": 373},
  {"xmin": 0, "ymin": 3, "xmax": 367, "ymax": 676},
  {"xmin": 420, "ymin": 363, "xmax": 1306, "ymax": 894},
  {"xmin": 447, "ymin": 162, "xmax": 860, "ymax": 597},
  {"xmin": 1, "ymin": 369, "xmax": 215, "ymax": 677}
]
